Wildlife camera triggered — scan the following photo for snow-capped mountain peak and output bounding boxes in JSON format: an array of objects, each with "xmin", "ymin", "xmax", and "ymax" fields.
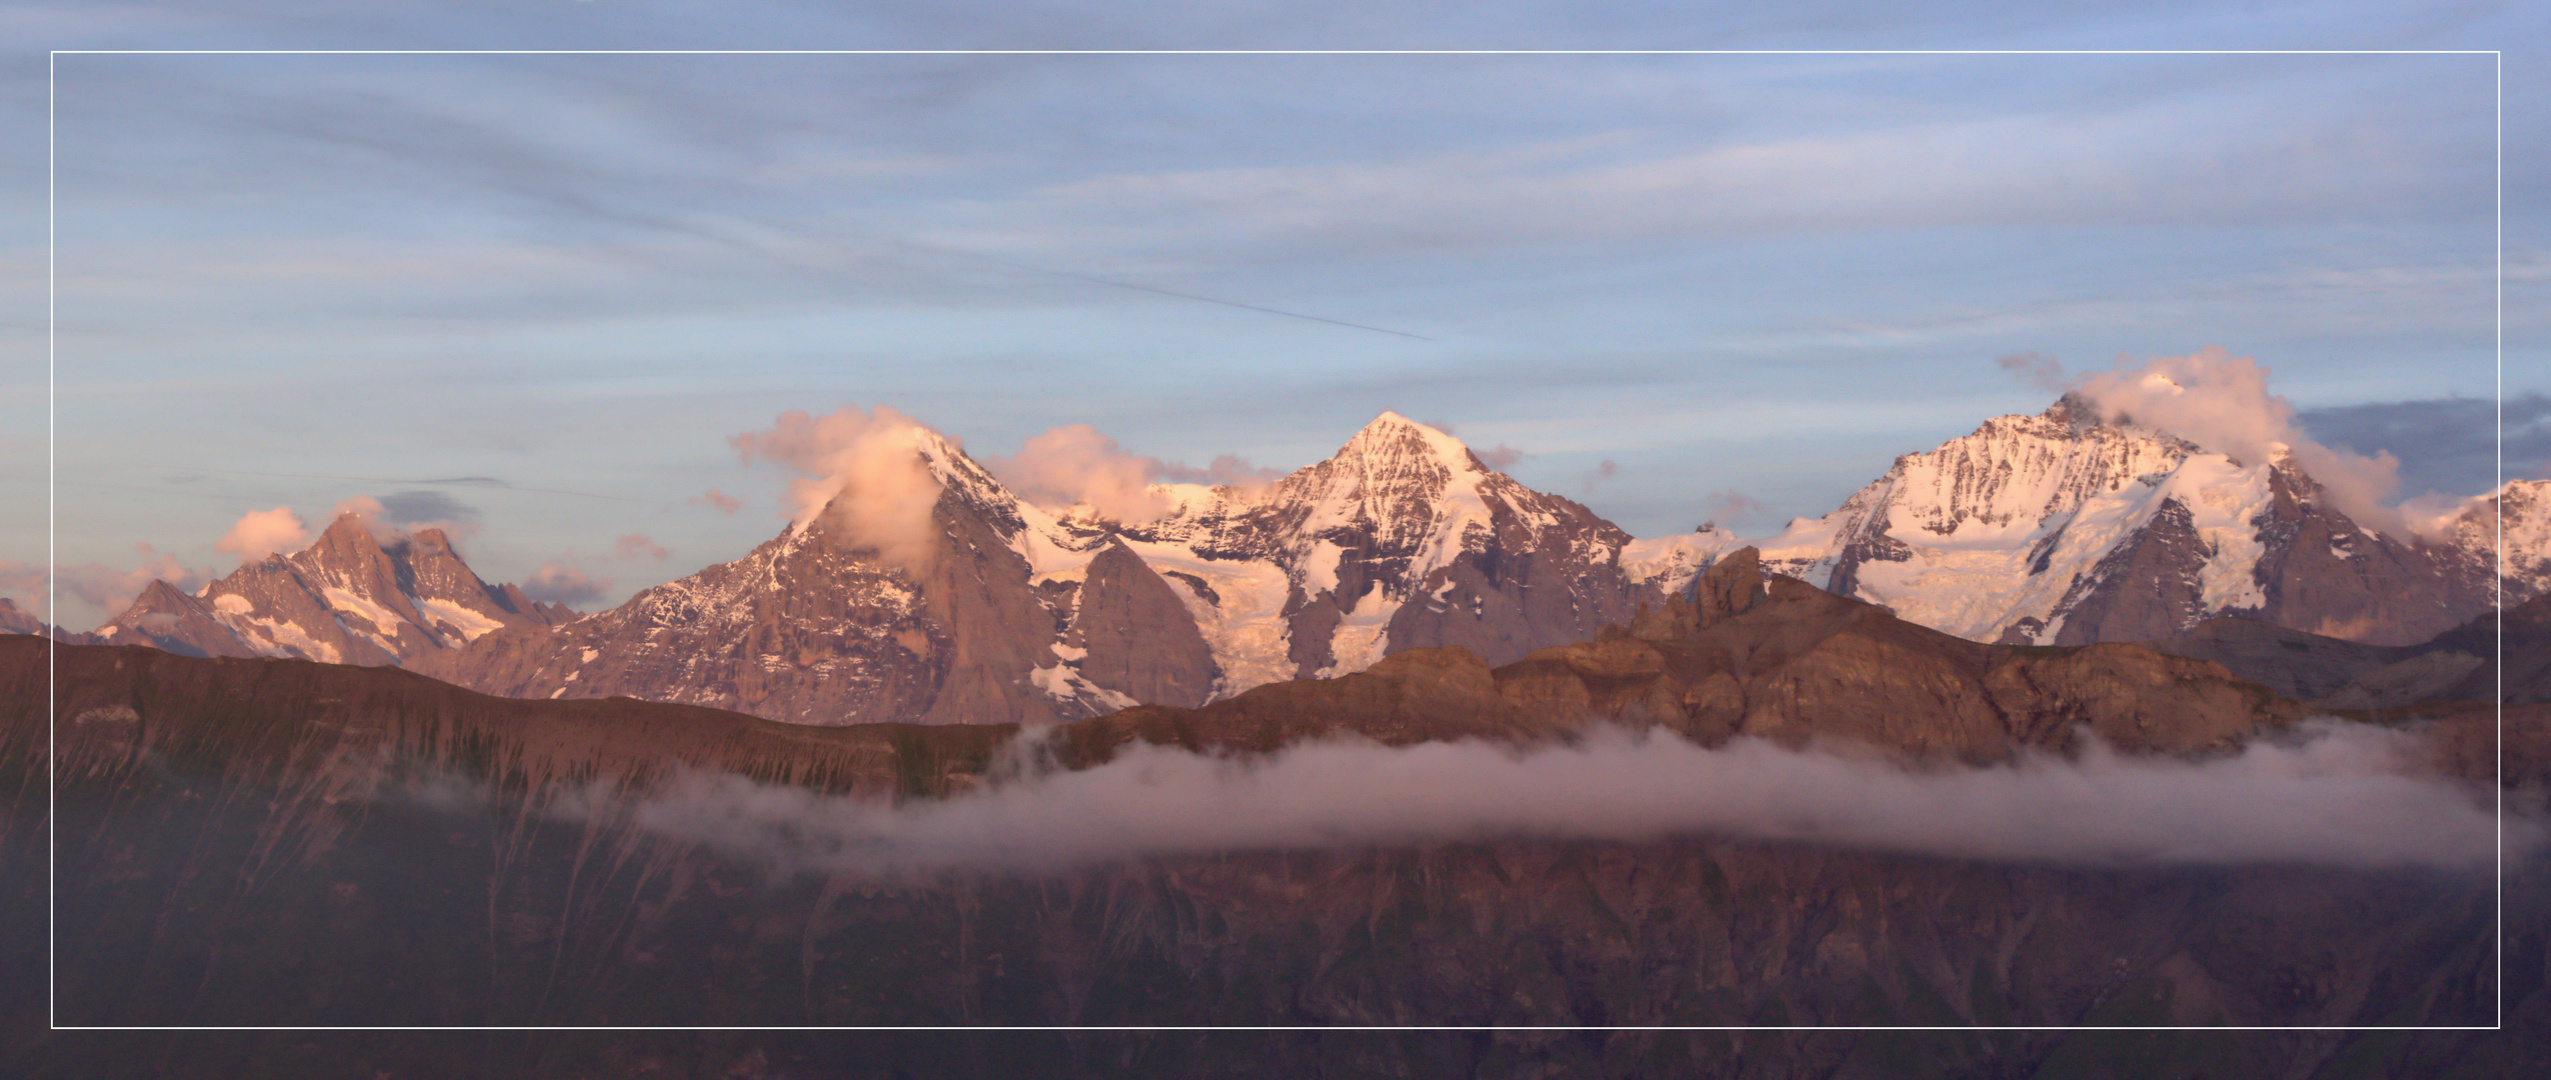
[
  {"xmin": 1117, "ymin": 412, "xmax": 1638, "ymax": 685},
  {"xmin": 1334, "ymin": 410, "xmax": 1486, "ymax": 471},
  {"xmin": 93, "ymin": 511, "xmax": 569, "ymax": 664},
  {"xmin": 1755, "ymin": 396, "xmax": 2533, "ymax": 646}
]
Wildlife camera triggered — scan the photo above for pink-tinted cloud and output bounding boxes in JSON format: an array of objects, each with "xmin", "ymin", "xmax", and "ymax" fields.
[
  {"xmin": 984, "ymin": 424, "xmax": 1170, "ymax": 523},
  {"xmin": 520, "ymin": 563, "xmax": 611, "ymax": 608},
  {"xmin": 616, "ymin": 533, "xmax": 669, "ymax": 562},
  {"xmin": 316, "ymin": 493, "xmax": 479, "ymax": 549},
  {"xmin": 0, "ymin": 544, "xmax": 206, "ymax": 629},
  {"xmin": 214, "ymin": 506, "xmax": 310, "ymax": 565},
  {"xmin": 692, "ymin": 488, "xmax": 744, "ymax": 515},
  {"xmin": 1154, "ymin": 453, "xmax": 1285, "ymax": 488},
  {"xmin": 327, "ymin": 494, "xmax": 403, "ymax": 545},
  {"xmin": 1476, "ymin": 444, "xmax": 1529, "ymax": 471},
  {"xmin": 2074, "ymin": 347, "xmax": 2413, "ymax": 536},
  {"xmin": 1580, "ymin": 459, "xmax": 1621, "ymax": 496},
  {"xmin": 1995, "ymin": 351, "xmax": 2068, "ymax": 393},
  {"xmin": 989, "ymin": 426, "xmax": 1290, "ymax": 520},
  {"xmin": 1697, "ymin": 490, "xmax": 1765, "ymax": 530},
  {"xmin": 732, "ymin": 406, "xmax": 950, "ymax": 572},
  {"xmin": 598, "ymin": 721, "xmax": 2516, "ymax": 877}
]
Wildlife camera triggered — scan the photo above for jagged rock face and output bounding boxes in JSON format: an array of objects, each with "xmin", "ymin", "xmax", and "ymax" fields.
[
  {"xmin": 88, "ymin": 581, "xmax": 242, "ymax": 657},
  {"xmin": 1125, "ymin": 412, "xmax": 1652, "ymax": 683},
  {"xmin": 2139, "ymin": 590, "xmax": 2551, "ymax": 712},
  {"xmin": 1762, "ymin": 395, "xmax": 2544, "ymax": 647},
  {"xmin": 1066, "ymin": 543, "xmax": 1218, "ymax": 709},
  {"xmin": 2239, "ymin": 467, "xmax": 2490, "ymax": 644},
  {"xmin": 415, "ymin": 429, "xmax": 1216, "ymax": 725},
  {"xmin": 90, "ymin": 516, "xmax": 567, "ymax": 665},
  {"xmin": 2032, "ymin": 496, "xmax": 2215, "ymax": 645},
  {"xmin": 2467, "ymin": 478, "xmax": 2551, "ymax": 584}
]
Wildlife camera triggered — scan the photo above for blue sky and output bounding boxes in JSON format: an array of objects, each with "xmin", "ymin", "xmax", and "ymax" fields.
[{"xmin": 4, "ymin": 2, "xmax": 2544, "ymax": 629}]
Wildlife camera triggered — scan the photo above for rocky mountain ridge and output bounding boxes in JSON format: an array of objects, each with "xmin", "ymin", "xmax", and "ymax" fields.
[{"xmin": 85, "ymin": 513, "xmax": 572, "ymax": 665}]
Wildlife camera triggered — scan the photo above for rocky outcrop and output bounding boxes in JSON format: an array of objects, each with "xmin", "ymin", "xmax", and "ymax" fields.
[
  {"xmin": 2385, "ymin": 591, "xmax": 2551, "ymax": 705},
  {"xmin": 1082, "ymin": 549, "xmax": 2305, "ymax": 766},
  {"xmin": 2140, "ymin": 616, "xmax": 2411, "ymax": 702},
  {"xmin": 2033, "ymin": 496, "xmax": 2215, "ymax": 644},
  {"xmin": 1066, "ymin": 542, "xmax": 1218, "ymax": 709},
  {"xmin": 2143, "ymin": 592, "xmax": 2551, "ymax": 710}
]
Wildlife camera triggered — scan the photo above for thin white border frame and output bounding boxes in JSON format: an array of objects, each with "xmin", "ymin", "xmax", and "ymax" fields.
[{"xmin": 40, "ymin": 46, "xmax": 2509, "ymax": 1035}]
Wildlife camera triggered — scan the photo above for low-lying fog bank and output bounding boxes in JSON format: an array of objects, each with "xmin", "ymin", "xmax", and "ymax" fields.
[{"xmin": 568, "ymin": 718, "xmax": 2534, "ymax": 877}]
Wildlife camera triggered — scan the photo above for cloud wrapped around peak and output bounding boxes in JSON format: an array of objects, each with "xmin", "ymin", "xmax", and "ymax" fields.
[
  {"xmin": 731, "ymin": 406, "xmax": 950, "ymax": 573},
  {"xmin": 213, "ymin": 507, "xmax": 310, "ymax": 565},
  {"xmin": 986, "ymin": 425, "xmax": 1286, "ymax": 523},
  {"xmin": 312, "ymin": 493, "xmax": 485, "ymax": 551},
  {"xmin": 2073, "ymin": 347, "xmax": 2413, "ymax": 536}
]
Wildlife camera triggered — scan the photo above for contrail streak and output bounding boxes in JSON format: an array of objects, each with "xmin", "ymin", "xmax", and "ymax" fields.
[{"xmin": 1029, "ymin": 266, "xmax": 1437, "ymax": 341}]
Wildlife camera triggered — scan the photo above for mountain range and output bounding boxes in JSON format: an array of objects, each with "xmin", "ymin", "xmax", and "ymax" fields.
[
  {"xmin": 13, "ymin": 405, "xmax": 2546, "ymax": 1064},
  {"xmin": 33, "ymin": 399, "xmax": 2551, "ymax": 726},
  {"xmin": 86, "ymin": 516, "xmax": 574, "ymax": 663}
]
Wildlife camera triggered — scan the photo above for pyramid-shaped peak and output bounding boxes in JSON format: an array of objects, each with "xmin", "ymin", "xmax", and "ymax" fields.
[
  {"xmin": 1337, "ymin": 411, "xmax": 1480, "ymax": 471},
  {"xmin": 314, "ymin": 511, "xmax": 387, "ymax": 551},
  {"xmin": 1353, "ymin": 410, "xmax": 1432, "ymax": 437}
]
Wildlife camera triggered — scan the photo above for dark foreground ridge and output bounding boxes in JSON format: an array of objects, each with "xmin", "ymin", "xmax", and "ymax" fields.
[
  {"xmin": 5, "ymin": 568, "xmax": 2548, "ymax": 1076},
  {"xmin": 1073, "ymin": 550, "xmax": 2322, "ymax": 766}
]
